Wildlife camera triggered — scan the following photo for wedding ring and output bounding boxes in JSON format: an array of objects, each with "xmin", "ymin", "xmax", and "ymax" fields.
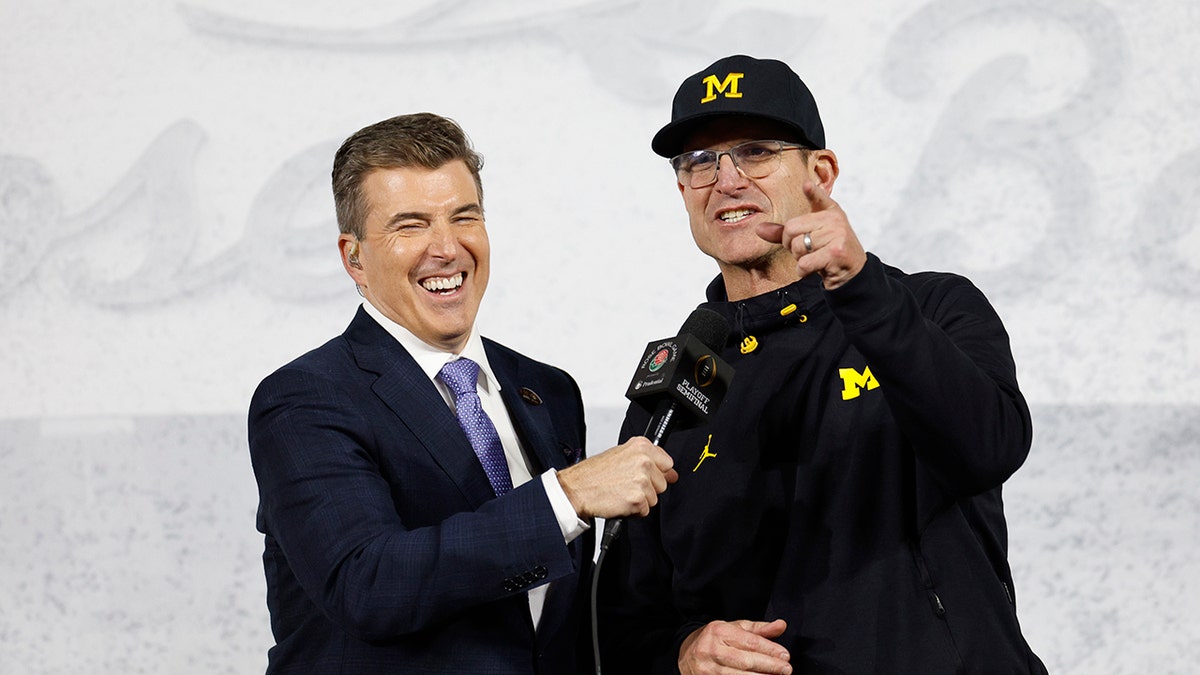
[{"xmin": 802, "ymin": 232, "xmax": 813, "ymax": 253}]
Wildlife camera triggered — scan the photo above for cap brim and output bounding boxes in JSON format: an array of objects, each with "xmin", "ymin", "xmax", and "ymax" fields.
[{"xmin": 651, "ymin": 111, "xmax": 819, "ymax": 158}]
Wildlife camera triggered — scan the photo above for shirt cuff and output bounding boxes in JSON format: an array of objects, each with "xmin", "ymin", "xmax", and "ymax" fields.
[{"xmin": 541, "ymin": 469, "xmax": 591, "ymax": 543}]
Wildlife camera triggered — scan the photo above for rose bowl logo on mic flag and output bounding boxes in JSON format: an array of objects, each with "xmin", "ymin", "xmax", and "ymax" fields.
[{"xmin": 648, "ymin": 348, "xmax": 671, "ymax": 373}]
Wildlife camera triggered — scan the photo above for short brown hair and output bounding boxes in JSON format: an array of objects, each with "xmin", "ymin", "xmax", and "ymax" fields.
[{"xmin": 332, "ymin": 113, "xmax": 484, "ymax": 238}]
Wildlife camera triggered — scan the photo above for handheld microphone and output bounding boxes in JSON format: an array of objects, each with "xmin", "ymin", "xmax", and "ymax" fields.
[
  {"xmin": 627, "ymin": 307, "xmax": 733, "ymax": 445},
  {"xmin": 600, "ymin": 308, "xmax": 734, "ymax": 551}
]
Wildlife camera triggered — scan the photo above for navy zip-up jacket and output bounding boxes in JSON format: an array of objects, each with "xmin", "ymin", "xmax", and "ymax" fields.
[{"xmin": 598, "ymin": 254, "xmax": 1046, "ymax": 674}]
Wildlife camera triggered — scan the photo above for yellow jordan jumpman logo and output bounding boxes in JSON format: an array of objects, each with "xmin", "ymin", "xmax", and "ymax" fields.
[{"xmin": 693, "ymin": 434, "xmax": 717, "ymax": 472}]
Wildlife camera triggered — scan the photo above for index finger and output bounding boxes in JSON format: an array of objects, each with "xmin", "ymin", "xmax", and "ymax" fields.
[
  {"xmin": 650, "ymin": 445, "xmax": 675, "ymax": 473},
  {"xmin": 733, "ymin": 619, "xmax": 788, "ymax": 639},
  {"xmin": 718, "ymin": 621, "xmax": 790, "ymax": 657},
  {"xmin": 804, "ymin": 180, "xmax": 837, "ymax": 212}
]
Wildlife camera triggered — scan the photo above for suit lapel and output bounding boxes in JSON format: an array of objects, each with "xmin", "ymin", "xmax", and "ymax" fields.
[
  {"xmin": 484, "ymin": 340, "xmax": 567, "ymax": 475},
  {"xmin": 345, "ymin": 308, "xmax": 496, "ymax": 510}
]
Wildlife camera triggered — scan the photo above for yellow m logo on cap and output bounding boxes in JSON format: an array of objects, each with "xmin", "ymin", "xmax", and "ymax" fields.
[
  {"xmin": 839, "ymin": 366, "xmax": 879, "ymax": 400},
  {"xmin": 701, "ymin": 72, "xmax": 744, "ymax": 103}
]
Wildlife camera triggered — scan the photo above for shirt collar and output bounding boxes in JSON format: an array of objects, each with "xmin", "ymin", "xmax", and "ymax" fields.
[{"xmin": 360, "ymin": 301, "xmax": 500, "ymax": 395}]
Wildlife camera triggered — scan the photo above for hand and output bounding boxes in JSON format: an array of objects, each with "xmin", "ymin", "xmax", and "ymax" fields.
[
  {"xmin": 757, "ymin": 180, "xmax": 866, "ymax": 290},
  {"xmin": 556, "ymin": 436, "xmax": 678, "ymax": 519},
  {"xmin": 678, "ymin": 619, "xmax": 792, "ymax": 675}
]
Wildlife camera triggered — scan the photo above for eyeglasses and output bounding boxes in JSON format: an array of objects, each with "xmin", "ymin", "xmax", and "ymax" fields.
[{"xmin": 670, "ymin": 140, "xmax": 809, "ymax": 188}]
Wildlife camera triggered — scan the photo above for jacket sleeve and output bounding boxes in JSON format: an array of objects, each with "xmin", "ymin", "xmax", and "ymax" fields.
[
  {"xmin": 248, "ymin": 363, "xmax": 580, "ymax": 643},
  {"xmin": 824, "ymin": 253, "xmax": 1034, "ymax": 499}
]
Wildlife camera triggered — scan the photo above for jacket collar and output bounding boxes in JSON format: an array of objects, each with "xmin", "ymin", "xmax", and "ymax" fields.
[{"xmin": 700, "ymin": 273, "xmax": 828, "ymax": 343}]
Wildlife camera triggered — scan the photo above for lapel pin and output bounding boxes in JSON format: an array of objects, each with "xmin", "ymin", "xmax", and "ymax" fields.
[
  {"xmin": 562, "ymin": 445, "xmax": 583, "ymax": 464},
  {"xmin": 519, "ymin": 387, "xmax": 543, "ymax": 405}
]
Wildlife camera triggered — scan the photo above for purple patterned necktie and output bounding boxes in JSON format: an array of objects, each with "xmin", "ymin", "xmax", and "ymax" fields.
[{"xmin": 438, "ymin": 358, "xmax": 513, "ymax": 496}]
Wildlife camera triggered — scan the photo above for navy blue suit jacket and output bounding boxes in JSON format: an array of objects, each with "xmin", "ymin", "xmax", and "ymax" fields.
[{"xmin": 248, "ymin": 307, "xmax": 592, "ymax": 673}]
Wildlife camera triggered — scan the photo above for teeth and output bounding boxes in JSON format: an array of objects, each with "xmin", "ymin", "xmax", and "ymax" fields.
[
  {"xmin": 422, "ymin": 273, "xmax": 463, "ymax": 292},
  {"xmin": 719, "ymin": 208, "xmax": 753, "ymax": 223}
]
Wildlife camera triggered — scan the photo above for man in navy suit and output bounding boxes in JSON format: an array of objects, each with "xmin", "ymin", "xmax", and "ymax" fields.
[{"xmin": 248, "ymin": 112, "xmax": 676, "ymax": 673}]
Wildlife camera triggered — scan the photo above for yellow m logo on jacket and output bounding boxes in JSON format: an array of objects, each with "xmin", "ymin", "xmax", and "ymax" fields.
[{"xmin": 839, "ymin": 366, "xmax": 879, "ymax": 400}]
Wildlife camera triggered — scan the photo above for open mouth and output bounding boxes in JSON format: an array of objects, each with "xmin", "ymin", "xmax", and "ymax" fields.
[
  {"xmin": 421, "ymin": 272, "xmax": 464, "ymax": 294},
  {"xmin": 717, "ymin": 208, "xmax": 755, "ymax": 224}
]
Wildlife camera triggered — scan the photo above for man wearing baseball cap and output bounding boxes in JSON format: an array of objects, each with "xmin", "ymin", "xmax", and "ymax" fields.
[{"xmin": 597, "ymin": 55, "xmax": 1047, "ymax": 674}]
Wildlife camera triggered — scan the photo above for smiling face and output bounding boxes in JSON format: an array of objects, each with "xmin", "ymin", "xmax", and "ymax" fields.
[
  {"xmin": 677, "ymin": 117, "xmax": 824, "ymax": 286},
  {"xmin": 340, "ymin": 160, "xmax": 489, "ymax": 353}
]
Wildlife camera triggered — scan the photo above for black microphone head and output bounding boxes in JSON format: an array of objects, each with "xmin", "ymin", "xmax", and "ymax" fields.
[
  {"xmin": 678, "ymin": 307, "xmax": 730, "ymax": 351},
  {"xmin": 626, "ymin": 306, "xmax": 735, "ymax": 435}
]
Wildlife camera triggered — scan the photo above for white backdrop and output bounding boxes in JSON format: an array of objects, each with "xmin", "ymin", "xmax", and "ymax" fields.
[{"xmin": 2, "ymin": 1, "xmax": 1198, "ymax": 673}]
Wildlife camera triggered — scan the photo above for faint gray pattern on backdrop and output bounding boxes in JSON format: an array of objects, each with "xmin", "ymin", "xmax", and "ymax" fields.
[
  {"xmin": 881, "ymin": 0, "xmax": 1125, "ymax": 299},
  {"xmin": 1, "ymin": 1, "xmax": 1197, "ymax": 673},
  {"xmin": 0, "ymin": 122, "xmax": 340, "ymax": 306}
]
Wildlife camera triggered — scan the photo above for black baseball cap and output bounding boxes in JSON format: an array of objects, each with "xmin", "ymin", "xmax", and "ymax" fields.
[{"xmin": 651, "ymin": 54, "xmax": 826, "ymax": 158}]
